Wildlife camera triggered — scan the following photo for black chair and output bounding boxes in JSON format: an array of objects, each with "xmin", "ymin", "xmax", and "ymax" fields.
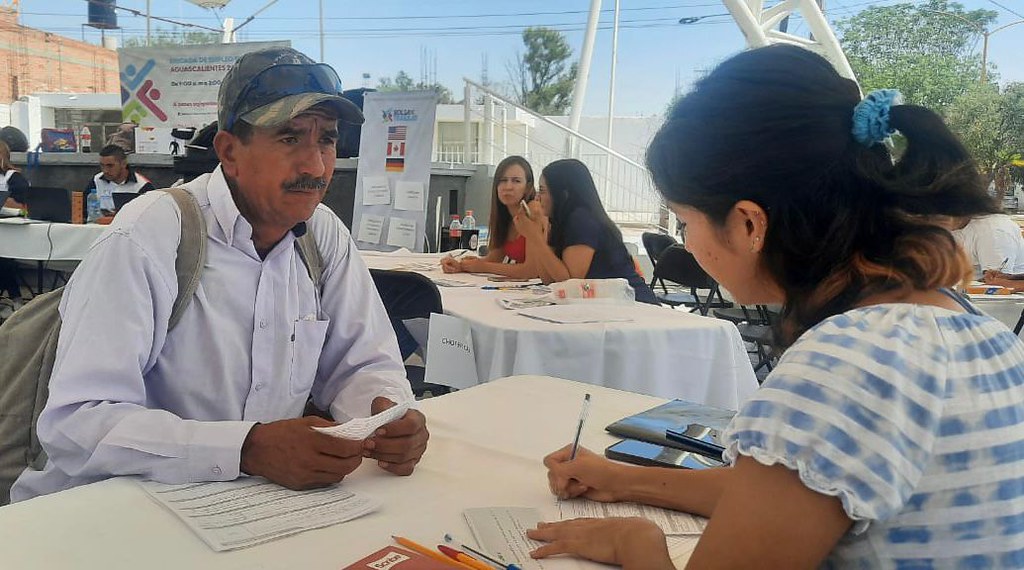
[
  {"xmin": 369, "ymin": 269, "xmax": 451, "ymax": 398},
  {"xmin": 651, "ymin": 245, "xmax": 729, "ymax": 315},
  {"xmin": 641, "ymin": 231, "xmax": 677, "ymax": 288},
  {"xmin": 735, "ymin": 305, "xmax": 778, "ymax": 375}
]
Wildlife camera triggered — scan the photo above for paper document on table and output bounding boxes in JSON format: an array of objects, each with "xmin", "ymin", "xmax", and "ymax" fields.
[
  {"xmin": 313, "ymin": 401, "xmax": 412, "ymax": 439},
  {"xmin": 516, "ymin": 305, "xmax": 634, "ymax": 324},
  {"xmin": 464, "ymin": 507, "xmax": 588, "ymax": 570},
  {"xmin": 140, "ymin": 479, "xmax": 380, "ymax": 551},
  {"xmin": 430, "ymin": 277, "xmax": 476, "ymax": 287},
  {"xmin": 498, "ymin": 297, "xmax": 556, "ymax": 310},
  {"xmin": 558, "ymin": 498, "xmax": 707, "ymax": 535}
]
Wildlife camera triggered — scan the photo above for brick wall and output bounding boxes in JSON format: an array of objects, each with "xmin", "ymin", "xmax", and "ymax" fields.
[{"xmin": 0, "ymin": 8, "xmax": 118, "ymax": 104}]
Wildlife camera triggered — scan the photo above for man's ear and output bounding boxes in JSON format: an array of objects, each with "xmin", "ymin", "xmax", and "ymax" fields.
[{"xmin": 213, "ymin": 131, "xmax": 241, "ymax": 178}]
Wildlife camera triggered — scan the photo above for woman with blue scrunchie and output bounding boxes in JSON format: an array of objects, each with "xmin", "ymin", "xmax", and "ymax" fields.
[{"xmin": 527, "ymin": 45, "xmax": 1023, "ymax": 569}]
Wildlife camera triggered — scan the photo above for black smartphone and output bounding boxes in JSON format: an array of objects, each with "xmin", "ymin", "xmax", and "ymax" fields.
[
  {"xmin": 605, "ymin": 439, "xmax": 724, "ymax": 470},
  {"xmin": 665, "ymin": 423, "xmax": 726, "ymax": 463}
]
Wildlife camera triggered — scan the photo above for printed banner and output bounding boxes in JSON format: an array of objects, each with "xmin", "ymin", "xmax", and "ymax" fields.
[
  {"xmin": 118, "ymin": 41, "xmax": 288, "ymax": 130},
  {"xmin": 352, "ymin": 91, "xmax": 438, "ymax": 252}
]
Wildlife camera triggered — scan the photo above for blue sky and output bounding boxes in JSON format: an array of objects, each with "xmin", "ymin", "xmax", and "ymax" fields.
[{"xmin": 18, "ymin": 0, "xmax": 1024, "ymax": 116}]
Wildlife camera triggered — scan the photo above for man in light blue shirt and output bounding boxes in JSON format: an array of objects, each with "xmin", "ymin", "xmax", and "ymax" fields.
[{"xmin": 11, "ymin": 47, "xmax": 428, "ymax": 501}]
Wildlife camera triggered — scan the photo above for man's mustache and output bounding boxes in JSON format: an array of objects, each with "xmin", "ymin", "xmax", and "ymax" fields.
[{"xmin": 283, "ymin": 176, "xmax": 327, "ymax": 191}]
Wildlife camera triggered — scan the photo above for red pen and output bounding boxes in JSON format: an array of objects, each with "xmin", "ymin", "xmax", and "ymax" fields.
[{"xmin": 437, "ymin": 545, "xmax": 492, "ymax": 570}]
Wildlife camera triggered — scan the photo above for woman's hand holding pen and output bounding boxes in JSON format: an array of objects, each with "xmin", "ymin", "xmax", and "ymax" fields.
[
  {"xmin": 514, "ymin": 201, "xmax": 547, "ymax": 242},
  {"xmin": 543, "ymin": 445, "xmax": 627, "ymax": 502},
  {"xmin": 440, "ymin": 255, "xmax": 464, "ymax": 273}
]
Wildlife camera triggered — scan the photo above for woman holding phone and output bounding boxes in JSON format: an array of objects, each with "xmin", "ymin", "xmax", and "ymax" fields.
[
  {"xmin": 513, "ymin": 158, "xmax": 657, "ymax": 304},
  {"xmin": 441, "ymin": 155, "xmax": 540, "ymax": 278},
  {"xmin": 528, "ymin": 45, "xmax": 1024, "ymax": 569}
]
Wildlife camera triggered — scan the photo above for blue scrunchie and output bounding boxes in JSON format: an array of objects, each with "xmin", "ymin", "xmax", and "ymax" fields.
[{"xmin": 851, "ymin": 89, "xmax": 903, "ymax": 147}]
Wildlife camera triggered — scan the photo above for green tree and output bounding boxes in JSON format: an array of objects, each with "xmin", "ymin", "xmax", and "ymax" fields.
[
  {"xmin": 376, "ymin": 71, "xmax": 454, "ymax": 104},
  {"xmin": 945, "ymin": 82, "xmax": 1024, "ymax": 198},
  {"xmin": 837, "ymin": 0, "xmax": 998, "ymax": 111},
  {"xmin": 123, "ymin": 28, "xmax": 221, "ymax": 48},
  {"xmin": 509, "ymin": 27, "xmax": 578, "ymax": 115}
]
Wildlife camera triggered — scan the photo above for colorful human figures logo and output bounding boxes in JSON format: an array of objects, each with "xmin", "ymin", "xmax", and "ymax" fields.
[{"xmin": 120, "ymin": 59, "xmax": 168, "ymax": 124}]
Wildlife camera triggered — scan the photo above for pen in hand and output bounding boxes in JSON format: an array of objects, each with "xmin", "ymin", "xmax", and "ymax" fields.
[
  {"xmin": 569, "ymin": 393, "xmax": 591, "ymax": 460},
  {"xmin": 519, "ymin": 199, "xmax": 532, "ymax": 219}
]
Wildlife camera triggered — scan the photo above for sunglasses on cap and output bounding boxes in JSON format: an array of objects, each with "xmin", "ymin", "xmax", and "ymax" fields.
[{"xmin": 223, "ymin": 63, "xmax": 343, "ymax": 132}]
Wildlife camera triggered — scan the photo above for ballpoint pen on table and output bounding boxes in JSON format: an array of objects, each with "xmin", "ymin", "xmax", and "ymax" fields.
[
  {"xmin": 570, "ymin": 393, "xmax": 592, "ymax": 460},
  {"xmin": 391, "ymin": 535, "xmax": 474, "ymax": 569},
  {"xmin": 442, "ymin": 534, "xmax": 523, "ymax": 570},
  {"xmin": 481, "ymin": 283, "xmax": 536, "ymax": 290},
  {"xmin": 438, "ymin": 545, "xmax": 493, "ymax": 570}
]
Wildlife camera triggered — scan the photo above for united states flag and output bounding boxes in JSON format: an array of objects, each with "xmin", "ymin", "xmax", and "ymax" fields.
[{"xmin": 387, "ymin": 126, "xmax": 407, "ymax": 140}]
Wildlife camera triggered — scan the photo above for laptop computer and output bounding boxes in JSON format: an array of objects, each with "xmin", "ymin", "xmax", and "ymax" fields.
[
  {"xmin": 25, "ymin": 187, "xmax": 73, "ymax": 223},
  {"xmin": 113, "ymin": 192, "xmax": 142, "ymax": 212}
]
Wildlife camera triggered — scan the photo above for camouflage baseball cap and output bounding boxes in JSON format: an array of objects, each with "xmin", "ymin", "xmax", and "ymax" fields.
[{"xmin": 217, "ymin": 47, "xmax": 364, "ymax": 132}]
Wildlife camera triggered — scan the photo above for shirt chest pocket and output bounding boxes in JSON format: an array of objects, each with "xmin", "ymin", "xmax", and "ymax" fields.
[{"xmin": 289, "ymin": 318, "xmax": 329, "ymax": 396}]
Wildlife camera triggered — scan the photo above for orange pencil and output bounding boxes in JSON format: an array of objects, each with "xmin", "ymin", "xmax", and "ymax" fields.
[
  {"xmin": 438, "ymin": 545, "xmax": 494, "ymax": 570},
  {"xmin": 391, "ymin": 535, "xmax": 475, "ymax": 570}
]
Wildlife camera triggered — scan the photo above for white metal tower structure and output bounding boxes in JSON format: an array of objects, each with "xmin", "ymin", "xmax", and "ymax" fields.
[{"xmin": 722, "ymin": 0, "xmax": 857, "ymax": 81}]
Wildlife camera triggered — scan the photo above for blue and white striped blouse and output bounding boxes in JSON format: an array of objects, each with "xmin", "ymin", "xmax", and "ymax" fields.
[{"xmin": 723, "ymin": 302, "xmax": 1024, "ymax": 568}]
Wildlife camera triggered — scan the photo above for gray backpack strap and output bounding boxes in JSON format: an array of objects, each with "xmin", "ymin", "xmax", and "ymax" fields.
[
  {"xmin": 295, "ymin": 228, "xmax": 323, "ymax": 287},
  {"xmin": 161, "ymin": 187, "xmax": 206, "ymax": 330}
]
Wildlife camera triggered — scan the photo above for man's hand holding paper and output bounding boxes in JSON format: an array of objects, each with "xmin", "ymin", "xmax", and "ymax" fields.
[{"xmin": 362, "ymin": 397, "xmax": 429, "ymax": 476}]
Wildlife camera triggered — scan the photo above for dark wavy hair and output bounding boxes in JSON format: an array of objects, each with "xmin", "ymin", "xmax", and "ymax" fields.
[
  {"xmin": 646, "ymin": 45, "xmax": 997, "ymax": 347},
  {"xmin": 542, "ymin": 158, "xmax": 626, "ymax": 258},
  {"xmin": 488, "ymin": 155, "xmax": 535, "ymax": 250}
]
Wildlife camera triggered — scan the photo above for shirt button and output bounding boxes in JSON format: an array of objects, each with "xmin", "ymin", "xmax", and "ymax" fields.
[
  {"xmin": 259, "ymin": 320, "xmax": 267, "ymax": 329},
  {"xmin": 254, "ymin": 382, "xmax": 264, "ymax": 392},
  {"xmin": 212, "ymin": 466, "xmax": 222, "ymax": 475}
]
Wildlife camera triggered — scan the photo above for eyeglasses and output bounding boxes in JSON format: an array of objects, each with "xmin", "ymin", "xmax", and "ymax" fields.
[{"xmin": 224, "ymin": 63, "xmax": 343, "ymax": 131}]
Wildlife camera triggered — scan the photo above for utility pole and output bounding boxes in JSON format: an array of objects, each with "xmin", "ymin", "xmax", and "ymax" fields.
[
  {"xmin": 567, "ymin": 0, "xmax": 602, "ymax": 157},
  {"xmin": 146, "ymin": 0, "xmax": 151, "ymax": 46},
  {"xmin": 921, "ymin": 9, "xmax": 1024, "ymax": 83},
  {"xmin": 319, "ymin": 0, "xmax": 324, "ymax": 63}
]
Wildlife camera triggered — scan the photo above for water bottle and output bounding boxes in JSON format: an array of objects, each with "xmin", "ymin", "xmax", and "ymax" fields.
[
  {"xmin": 448, "ymin": 214, "xmax": 462, "ymax": 250},
  {"xmin": 462, "ymin": 210, "xmax": 477, "ymax": 251},
  {"xmin": 86, "ymin": 190, "xmax": 101, "ymax": 223}
]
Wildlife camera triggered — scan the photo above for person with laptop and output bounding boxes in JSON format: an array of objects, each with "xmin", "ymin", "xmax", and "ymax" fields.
[
  {"xmin": 84, "ymin": 144, "xmax": 155, "ymax": 216},
  {"xmin": 11, "ymin": 47, "xmax": 428, "ymax": 501}
]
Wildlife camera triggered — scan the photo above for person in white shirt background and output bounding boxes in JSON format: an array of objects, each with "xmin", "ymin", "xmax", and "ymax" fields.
[
  {"xmin": 11, "ymin": 47, "xmax": 428, "ymax": 502},
  {"xmin": 948, "ymin": 213, "xmax": 1024, "ymax": 279},
  {"xmin": 83, "ymin": 144, "xmax": 156, "ymax": 217}
]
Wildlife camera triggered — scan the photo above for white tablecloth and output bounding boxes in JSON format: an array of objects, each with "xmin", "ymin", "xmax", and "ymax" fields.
[
  {"xmin": 0, "ymin": 376, "xmax": 699, "ymax": 569},
  {"xmin": 363, "ymin": 251, "xmax": 759, "ymax": 409},
  {"xmin": 969, "ymin": 294, "xmax": 1024, "ymax": 334},
  {"xmin": 0, "ymin": 218, "xmax": 107, "ymax": 261}
]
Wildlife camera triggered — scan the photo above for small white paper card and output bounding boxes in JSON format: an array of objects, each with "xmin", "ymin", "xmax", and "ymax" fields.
[
  {"xmin": 424, "ymin": 313, "xmax": 479, "ymax": 390},
  {"xmin": 356, "ymin": 214, "xmax": 385, "ymax": 244},
  {"xmin": 393, "ymin": 180, "xmax": 425, "ymax": 211},
  {"xmin": 312, "ymin": 401, "xmax": 412, "ymax": 440},
  {"xmin": 386, "ymin": 216, "xmax": 418, "ymax": 250},
  {"xmin": 361, "ymin": 176, "xmax": 391, "ymax": 206}
]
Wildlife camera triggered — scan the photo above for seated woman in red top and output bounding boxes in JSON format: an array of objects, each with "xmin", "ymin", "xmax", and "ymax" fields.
[{"xmin": 441, "ymin": 155, "xmax": 541, "ymax": 278}]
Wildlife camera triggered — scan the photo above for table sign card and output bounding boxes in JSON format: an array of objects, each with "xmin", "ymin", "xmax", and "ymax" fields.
[{"xmin": 424, "ymin": 313, "xmax": 478, "ymax": 390}]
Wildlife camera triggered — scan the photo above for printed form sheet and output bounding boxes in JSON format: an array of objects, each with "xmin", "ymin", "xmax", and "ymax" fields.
[{"xmin": 140, "ymin": 479, "xmax": 380, "ymax": 551}]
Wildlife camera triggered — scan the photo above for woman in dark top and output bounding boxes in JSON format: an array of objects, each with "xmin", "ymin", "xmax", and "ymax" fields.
[
  {"xmin": 441, "ymin": 155, "xmax": 540, "ymax": 278},
  {"xmin": 514, "ymin": 158, "xmax": 658, "ymax": 304},
  {"xmin": 0, "ymin": 140, "xmax": 29, "ymax": 309}
]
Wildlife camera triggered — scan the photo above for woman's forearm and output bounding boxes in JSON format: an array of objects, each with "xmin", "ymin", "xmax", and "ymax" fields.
[
  {"xmin": 619, "ymin": 464, "xmax": 732, "ymax": 518},
  {"xmin": 526, "ymin": 236, "xmax": 570, "ymax": 283}
]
